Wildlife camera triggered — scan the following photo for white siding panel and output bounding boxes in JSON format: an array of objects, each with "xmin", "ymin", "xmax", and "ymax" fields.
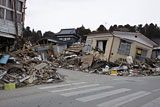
[{"xmin": 0, "ymin": 19, "xmax": 22, "ymax": 36}]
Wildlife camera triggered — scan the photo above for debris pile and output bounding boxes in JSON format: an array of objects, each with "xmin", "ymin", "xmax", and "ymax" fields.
[
  {"xmin": 0, "ymin": 47, "xmax": 63, "ymax": 89},
  {"xmin": 54, "ymin": 45, "xmax": 160, "ymax": 77}
]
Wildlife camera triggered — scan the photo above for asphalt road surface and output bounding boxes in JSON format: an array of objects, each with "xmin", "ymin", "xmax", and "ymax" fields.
[{"xmin": 0, "ymin": 68, "xmax": 160, "ymax": 107}]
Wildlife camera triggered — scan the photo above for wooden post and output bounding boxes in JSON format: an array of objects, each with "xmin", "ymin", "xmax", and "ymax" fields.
[
  {"xmin": 108, "ymin": 33, "xmax": 115, "ymax": 62},
  {"xmin": 22, "ymin": 0, "xmax": 27, "ymax": 29}
]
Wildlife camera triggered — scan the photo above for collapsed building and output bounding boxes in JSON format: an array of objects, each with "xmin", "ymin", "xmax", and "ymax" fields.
[
  {"xmin": 83, "ymin": 31, "xmax": 157, "ymax": 62},
  {"xmin": 53, "ymin": 31, "xmax": 160, "ymax": 76},
  {"xmin": 0, "ymin": 0, "xmax": 26, "ymax": 52}
]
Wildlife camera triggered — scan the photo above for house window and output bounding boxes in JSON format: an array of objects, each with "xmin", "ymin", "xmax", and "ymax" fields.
[
  {"xmin": 96, "ymin": 40, "xmax": 107, "ymax": 52},
  {"xmin": 16, "ymin": 0, "xmax": 23, "ymax": 12},
  {"xmin": 0, "ymin": 7, "xmax": 4, "ymax": 19},
  {"xmin": 6, "ymin": 10, "xmax": 14, "ymax": 21},
  {"xmin": 118, "ymin": 40, "xmax": 131, "ymax": 55},
  {"xmin": 0, "ymin": 0, "xmax": 6, "ymax": 6},
  {"xmin": 7, "ymin": 0, "xmax": 13, "ymax": 9},
  {"xmin": 136, "ymin": 48, "xmax": 147, "ymax": 61},
  {"xmin": 66, "ymin": 38, "xmax": 71, "ymax": 40},
  {"xmin": 17, "ymin": 13, "xmax": 21, "ymax": 23}
]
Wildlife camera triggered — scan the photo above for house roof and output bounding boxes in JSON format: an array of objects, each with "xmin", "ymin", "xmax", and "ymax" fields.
[
  {"xmin": 113, "ymin": 31, "xmax": 157, "ymax": 47},
  {"xmin": 56, "ymin": 28, "xmax": 76, "ymax": 35},
  {"xmin": 86, "ymin": 31, "xmax": 157, "ymax": 48},
  {"xmin": 56, "ymin": 28, "xmax": 80, "ymax": 38}
]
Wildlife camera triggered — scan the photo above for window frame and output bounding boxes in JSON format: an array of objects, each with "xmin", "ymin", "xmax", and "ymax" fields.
[
  {"xmin": 0, "ymin": 0, "xmax": 23, "ymax": 23},
  {"xmin": 0, "ymin": 7, "xmax": 4, "ymax": 19},
  {"xmin": 135, "ymin": 48, "xmax": 147, "ymax": 61},
  {"xmin": 16, "ymin": 0, "xmax": 23, "ymax": 12},
  {"xmin": 6, "ymin": 9, "xmax": 14, "ymax": 21},
  {"xmin": 118, "ymin": 39, "xmax": 131, "ymax": 55},
  {"xmin": 7, "ymin": 0, "xmax": 14, "ymax": 9},
  {"xmin": 96, "ymin": 40, "xmax": 107, "ymax": 53}
]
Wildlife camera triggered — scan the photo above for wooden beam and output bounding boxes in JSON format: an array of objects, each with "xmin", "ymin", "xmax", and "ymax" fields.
[{"xmin": 22, "ymin": 0, "xmax": 27, "ymax": 29}]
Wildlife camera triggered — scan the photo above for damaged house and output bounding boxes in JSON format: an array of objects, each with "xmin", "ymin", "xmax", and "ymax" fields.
[
  {"xmin": 55, "ymin": 28, "xmax": 81, "ymax": 47},
  {"xmin": 84, "ymin": 31, "xmax": 157, "ymax": 62},
  {"xmin": 0, "ymin": 0, "xmax": 25, "ymax": 52},
  {"xmin": 37, "ymin": 36, "xmax": 67, "ymax": 58}
]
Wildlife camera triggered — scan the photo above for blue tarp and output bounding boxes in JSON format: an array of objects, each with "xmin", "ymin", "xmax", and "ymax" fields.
[{"xmin": 0, "ymin": 55, "xmax": 10, "ymax": 64}]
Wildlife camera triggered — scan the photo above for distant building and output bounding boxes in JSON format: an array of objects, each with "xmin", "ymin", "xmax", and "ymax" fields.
[
  {"xmin": 55, "ymin": 28, "xmax": 81, "ymax": 47},
  {"xmin": 0, "ymin": 0, "xmax": 25, "ymax": 52},
  {"xmin": 84, "ymin": 31, "xmax": 157, "ymax": 62}
]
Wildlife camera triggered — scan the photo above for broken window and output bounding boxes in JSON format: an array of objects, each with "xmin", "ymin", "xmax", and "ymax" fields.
[
  {"xmin": 6, "ymin": 10, "xmax": 14, "ymax": 21},
  {"xmin": 7, "ymin": 0, "xmax": 13, "ymax": 9},
  {"xmin": 96, "ymin": 40, "xmax": 107, "ymax": 53},
  {"xmin": 136, "ymin": 48, "xmax": 147, "ymax": 61},
  {"xmin": 118, "ymin": 40, "xmax": 131, "ymax": 55},
  {"xmin": 0, "ymin": 0, "xmax": 6, "ymax": 6},
  {"xmin": 0, "ymin": 7, "xmax": 4, "ymax": 19},
  {"xmin": 83, "ymin": 40, "xmax": 92, "ymax": 53}
]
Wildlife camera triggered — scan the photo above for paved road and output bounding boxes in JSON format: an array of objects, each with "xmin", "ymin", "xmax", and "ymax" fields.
[{"xmin": 0, "ymin": 68, "xmax": 160, "ymax": 107}]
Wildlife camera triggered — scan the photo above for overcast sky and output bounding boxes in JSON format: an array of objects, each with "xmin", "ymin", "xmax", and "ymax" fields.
[{"xmin": 25, "ymin": 0, "xmax": 160, "ymax": 33}]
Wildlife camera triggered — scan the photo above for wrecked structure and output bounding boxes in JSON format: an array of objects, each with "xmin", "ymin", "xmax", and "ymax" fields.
[
  {"xmin": 83, "ymin": 31, "xmax": 157, "ymax": 62},
  {"xmin": 52, "ymin": 31, "xmax": 160, "ymax": 76},
  {"xmin": 0, "ymin": 0, "xmax": 26, "ymax": 52},
  {"xmin": 37, "ymin": 37, "xmax": 67, "ymax": 59},
  {"xmin": 0, "ymin": 42, "xmax": 63, "ymax": 90},
  {"xmin": 0, "ymin": 0, "xmax": 64, "ymax": 90},
  {"xmin": 55, "ymin": 42, "xmax": 160, "ymax": 77}
]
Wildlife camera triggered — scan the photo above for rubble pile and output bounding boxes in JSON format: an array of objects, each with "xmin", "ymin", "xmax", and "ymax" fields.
[
  {"xmin": 0, "ymin": 49, "xmax": 63, "ymax": 89},
  {"xmin": 54, "ymin": 44, "xmax": 83, "ymax": 70},
  {"xmin": 55, "ymin": 45, "xmax": 160, "ymax": 77}
]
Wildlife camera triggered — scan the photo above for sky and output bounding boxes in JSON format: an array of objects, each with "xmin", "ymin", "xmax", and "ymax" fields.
[{"xmin": 25, "ymin": 0, "xmax": 160, "ymax": 33}]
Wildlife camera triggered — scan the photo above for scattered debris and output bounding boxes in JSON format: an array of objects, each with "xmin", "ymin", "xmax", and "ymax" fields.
[
  {"xmin": 0, "ymin": 41, "xmax": 160, "ymax": 90},
  {"xmin": 0, "ymin": 43, "xmax": 64, "ymax": 90},
  {"xmin": 54, "ymin": 44, "xmax": 160, "ymax": 77}
]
